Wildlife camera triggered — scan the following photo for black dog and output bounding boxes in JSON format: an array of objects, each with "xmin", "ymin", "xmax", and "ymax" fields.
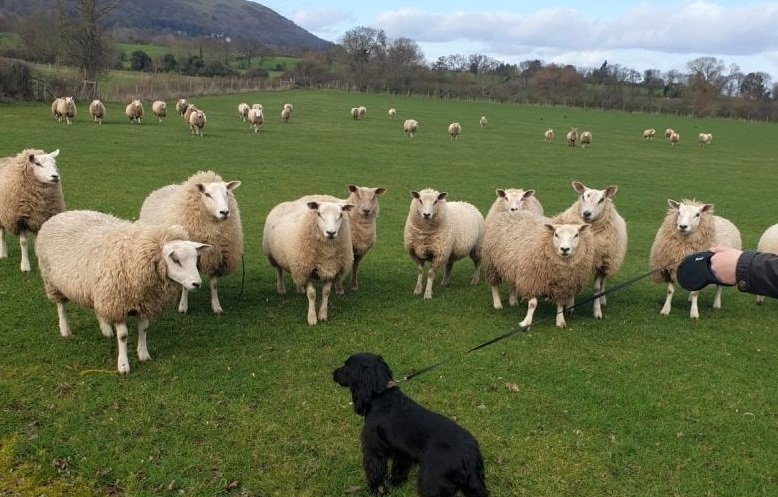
[{"xmin": 333, "ymin": 353, "xmax": 489, "ymax": 497}]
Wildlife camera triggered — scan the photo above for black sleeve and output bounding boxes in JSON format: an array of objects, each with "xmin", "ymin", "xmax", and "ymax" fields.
[{"xmin": 736, "ymin": 251, "xmax": 778, "ymax": 298}]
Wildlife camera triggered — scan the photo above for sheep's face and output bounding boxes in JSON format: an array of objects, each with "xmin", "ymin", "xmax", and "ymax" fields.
[
  {"xmin": 669, "ymin": 200, "xmax": 713, "ymax": 234},
  {"xmin": 252, "ymin": 104, "xmax": 263, "ymax": 110},
  {"xmin": 163, "ymin": 240, "xmax": 210, "ymax": 290},
  {"xmin": 348, "ymin": 185, "xmax": 386, "ymax": 218},
  {"xmin": 308, "ymin": 201, "xmax": 354, "ymax": 239},
  {"xmin": 546, "ymin": 223, "xmax": 589, "ymax": 258},
  {"xmin": 411, "ymin": 189, "xmax": 447, "ymax": 221},
  {"xmin": 197, "ymin": 181, "xmax": 241, "ymax": 220},
  {"xmin": 28, "ymin": 149, "xmax": 61, "ymax": 184},
  {"xmin": 572, "ymin": 181, "xmax": 617, "ymax": 222},
  {"xmin": 497, "ymin": 188, "xmax": 535, "ymax": 214}
]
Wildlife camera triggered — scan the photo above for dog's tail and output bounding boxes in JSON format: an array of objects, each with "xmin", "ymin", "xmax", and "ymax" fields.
[{"xmin": 461, "ymin": 455, "xmax": 489, "ymax": 497}]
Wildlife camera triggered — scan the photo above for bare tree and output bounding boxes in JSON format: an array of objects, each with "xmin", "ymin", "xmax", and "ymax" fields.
[
  {"xmin": 686, "ymin": 56, "xmax": 727, "ymax": 92},
  {"xmin": 339, "ymin": 26, "xmax": 387, "ymax": 89},
  {"xmin": 60, "ymin": 0, "xmax": 121, "ymax": 83}
]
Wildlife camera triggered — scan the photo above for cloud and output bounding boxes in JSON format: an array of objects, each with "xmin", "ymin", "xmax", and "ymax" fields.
[{"xmin": 291, "ymin": 8, "xmax": 355, "ymax": 35}]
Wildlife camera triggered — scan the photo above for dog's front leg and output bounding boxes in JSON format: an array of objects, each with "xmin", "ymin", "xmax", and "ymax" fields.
[
  {"xmin": 389, "ymin": 454, "xmax": 413, "ymax": 486},
  {"xmin": 363, "ymin": 442, "xmax": 388, "ymax": 494}
]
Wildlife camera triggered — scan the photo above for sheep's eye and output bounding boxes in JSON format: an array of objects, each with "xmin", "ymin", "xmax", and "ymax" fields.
[
  {"xmin": 171, "ymin": 256, "xmax": 181, "ymax": 265},
  {"xmin": 554, "ymin": 233, "xmax": 559, "ymax": 238},
  {"xmin": 204, "ymin": 192, "xmax": 212, "ymax": 198},
  {"xmin": 694, "ymin": 213, "xmax": 700, "ymax": 218},
  {"xmin": 574, "ymin": 233, "xmax": 579, "ymax": 238},
  {"xmin": 34, "ymin": 161, "xmax": 42, "ymax": 167},
  {"xmin": 598, "ymin": 198, "xmax": 604, "ymax": 204}
]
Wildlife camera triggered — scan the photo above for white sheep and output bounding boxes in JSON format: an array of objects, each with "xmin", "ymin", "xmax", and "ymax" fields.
[
  {"xmin": 643, "ymin": 128, "xmax": 656, "ymax": 139},
  {"xmin": 283, "ymin": 103, "xmax": 294, "ymax": 114},
  {"xmin": 448, "ymin": 122, "xmax": 462, "ymax": 140},
  {"xmin": 566, "ymin": 128, "xmax": 578, "ymax": 147},
  {"xmin": 358, "ymin": 106, "xmax": 366, "ymax": 118},
  {"xmin": 51, "ymin": 97, "xmax": 62, "ymax": 121},
  {"xmin": 189, "ymin": 109, "xmax": 206, "ymax": 137},
  {"xmin": 483, "ymin": 210, "xmax": 594, "ymax": 328},
  {"xmin": 552, "ymin": 182, "xmax": 627, "ymax": 319},
  {"xmin": 388, "ymin": 108, "xmax": 397, "ymax": 120},
  {"xmin": 479, "ymin": 116, "xmax": 488, "ymax": 127},
  {"xmin": 580, "ymin": 130, "xmax": 592, "ymax": 147},
  {"xmin": 176, "ymin": 98, "xmax": 190, "ymax": 117},
  {"xmin": 54, "ymin": 97, "xmax": 77, "ymax": 125},
  {"xmin": 350, "ymin": 107, "xmax": 360, "ymax": 120},
  {"xmin": 125, "ymin": 99, "xmax": 144, "ymax": 124},
  {"xmin": 0, "ymin": 149, "xmax": 65, "ymax": 272},
  {"xmin": 152, "ymin": 100, "xmax": 167, "ymax": 123},
  {"xmin": 248, "ymin": 107, "xmax": 264, "ymax": 133},
  {"xmin": 183, "ymin": 104, "xmax": 198, "ymax": 123},
  {"xmin": 756, "ymin": 223, "xmax": 778, "ymax": 304},
  {"xmin": 670, "ymin": 131, "xmax": 680, "ymax": 145},
  {"xmin": 403, "ymin": 189, "xmax": 484, "ymax": 299},
  {"xmin": 698, "ymin": 133, "xmax": 713, "ymax": 146},
  {"xmin": 263, "ymin": 199, "xmax": 354, "ymax": 325},
  {"xmin": 544, "ymin": 128, "xmax": 555, "ymax": 143},
  {"xmin": 404, "ymin": 119, "xmax": 418, "ymax": 138},
  {"xmin": 238, "ymin": 102, "xmax": 250, "ymax": 121},
  {"xmin": 36, "ymin": 210, "xmax": 209, "ymax": 374},
  {"xmin": 664, "ymin": 128, "xmax": 675, "ymax": 140},
  {"xmin": 281, "ymin": 107, "xmax": 292, "ymax": 122},
  {"xmin": 139, "ymin": 170, "xmax": 243, "ymax": 314},
  {"xmin": 89, "ymin": 99, "xmax": 105, "ymax": 124},
  {"xmin": 649, "ymin": 199, "xmax": 742, "ymax": 319},
  {"xmin": 252, "ymin": 103, "xmax": 264, "ymax": 111}
]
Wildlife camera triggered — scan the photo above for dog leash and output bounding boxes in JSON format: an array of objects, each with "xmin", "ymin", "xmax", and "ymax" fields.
[{"xmin": 399, "ymin": 266, "xmax": 667, "ymax": 382}]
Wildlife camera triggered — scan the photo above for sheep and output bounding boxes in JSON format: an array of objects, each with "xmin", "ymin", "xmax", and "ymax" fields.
[
  {"xmin": 89, "ymin": 99, "xmax": 105, "ymax": 124},
  {"xmin": 176, "ymin": 98, "xmax": 190, "ymax": 117},
  {"xmin": 649, "ymin": 199, "xmax": 742, "ymax": 319},
  {"xmin": 448, "ymin": 122, "xmax": 462, "ymax": 140},
  {"xmin": 580, "ymin": 130, "xmax": 592, "ymax": 147},
  {"xmin": 238, "ymin": 102, "xmax": 250, "ymax": 121},
  {"xmin": 566, "ymin": 127, "xmax": 578, "ymax": 147},
  {"xmin": 283, "ymin": 103, "xmax": 294, "ymax": 114},
  {"xmin": 281, "ymin": 106, "xmax": 292, "ymax": 122},
  {"xmin": 544, "ymin": 128, "xmax": 555, "ymax": 143},
  {"xmin": 139, "ymin": 170, "xmax": 243, "ymax": 314},
  {"xmin": 388, "ymin": 108, "xmax": 397, "ymax": 120},
  {"xmin": 670, "ymin": 131, "xmax": 680, "ymax": 145},
  {"xmin": 756, "ymin": 223, "xmax": 778, "ymax": 304},
  {"xmin": 404, "ymin": 119, "xmax": 418, "ymax": 138},
  {"xmin": 698, "ymin": 132, "xmax": 713, "ymax": 146},
  {"xmin": 183, "ymin": 104, "xmax": 198, "ymax": 123},
  {"xmin": 263, "ymin": 199, "xmax": 355, "ymax": 325},
  {"xmin": 252, "ymin": 103, "xmax": 264, "ymax": 111},
  {"xmin": 36, "ymin": 210, "xmax": 210, "ymax": 374},
  {"xmin": 483, "ymin": 210, "xmax": 594, "ymax": 328},
  {"xmin": 552, "ymin": 181, "xmax": 627, "ymax": 319},
  {"xmin": 664, "ymin": 128, "xmax": 675, "ymax": 140},
  {"xmin": 248, "ymin": 107, "xmax": 264, "ymax": 133},
  {"xmin": 151, "ymin": 100, "xmax": 167, "ymax": 123},
  {"xmin": 125, "ymin": 99, "xmax": 144, "ymax": 124},
  {"xmin": 0, "ymin": 148, "xmax": 65, "ymax": 272},
  {"xmin": 403, "ymin": 189, "xmax": 484, "ymax": 299},
  {"xmin": 479, "ymin": 115, "xmax": 488, "ymax": 127},
  {"xmin": 643, "ymin": 128, "xmax": 656, "ymax": 139},
  {"xmin": 51, "ymin": 97, "xmax": 62, "ymax": 121},
  {"xmin": 189, "ymin": 109, "xmax": 206, "ymax": 137},
  {"xmin": 358, "ymin": 106, "xmax": 366, "ymax": 118},
  {"xmin": 350, "ymin": 107, "xmax": 360, "ymax": 120},
  {"xmin": 55, "ymin": 97, "xmax": 77, "ymax": 125}
]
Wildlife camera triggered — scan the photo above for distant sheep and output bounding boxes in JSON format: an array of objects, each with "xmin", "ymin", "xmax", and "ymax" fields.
[
  {"xmin": 152, "ymin": 100, "xmax": 167, "ymax": 123},
  {"xmin": 189, "ymin": 109, "xmax": 206, "ymax": 137},
  {"xmin": 183, "ymin": 104, "xmax": 198, "ymax": 122},
  {"xmin": 664, "ymin": 128, "xmax": 675, "ymax": 140},
  {"xmin": 544, "ymin": 128, "xmax": 554, "ymax": 143},
  {"xmin": 756, "ymin": 223, "xmax": 778, "ymax": 304},
  {"xmin": 54, "ymin": 97, "xmax": 76, "ymax": 125},
  {"xmin": 566, "ymin": 128, "xmax": 578, "ymax": 147},
  {"xmin": 281, "ymin": 106, "xmax": 292, "ymax": 122},
  {"xmin": 404, "ymin": 119, "xmax": 418, "ymax": 137},
  {"xmin": 176, "ymin": 98, "xmax": 190, "ymax": 117},
  {"xmin": 238, "ymin": 102, "xmax": 250, "ymax": 121},
  {"xmin": 252, "ymin": 103, "xmax": 264, "ymax": 111},
  {"xmin": 479, "ymin": 116, "xmax": 488, "ymax": 127},
  {"xmin": 248, "ymin": 107, "xmax": 264, "ymax": 133},
  {"xmin": 669, "ymin": 131, "xmax": 680, "ymax": 145},
  {"xmin": 51, "ymin": 98, "xmax": 62, "ymax": 121},
  {"xmin": 125, "ymin": 99, "xmax": 144, "ymax": 124},
  {"xmin": 351, "ymin": 107, "xmax": 360, "ymax": 120},
  {"xmin": 283, "ymin": 103, "xmax": 294, "ymax": 114},
  {"xmin": 89, "ymin": 99, "xmax": 105, "ymax": 124},
  {"xmin": 698, "ymin": 132, "xmax": 713, "ymax": 146},
  {"xmin": 0, "ymin": 148, "xmax": 65, "ymax": 272},
  {"xmin": 388, "ymin": 108, "xmax": 397, "ymax": 120},
  {"xmin": 403, "ymin": 189, "xmax": 484, "ymax": 299},
  {"xmin": 643, "ymin": 128, "xmax": 656, "ymax": 139},
  {"xmin": 36, "ymin": 210, "xmax": 209, "ymax": 374},
  {"xmin": 580, "ymin": 130, "xmax": 592, "ymax": 147},
  {"xmin": 357, "ymin": 106, "xmax": 366, "ymax": 118},
  {"xmin": 448, "ymin": 122, "xmax": 462, "ymax": 140}
]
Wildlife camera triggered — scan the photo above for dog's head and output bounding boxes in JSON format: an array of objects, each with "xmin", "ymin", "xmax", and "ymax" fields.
[{"xmin": 333, "ymin": 353, "xmax": 395, "ymax": 416}]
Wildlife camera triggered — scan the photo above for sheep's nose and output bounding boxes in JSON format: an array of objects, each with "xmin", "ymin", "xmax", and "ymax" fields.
[
  {"xmin": 679, "ymin": 224, "xmax": 688, "ymax": 231},
  {"xmin": 362, "ymin": 208, "xmax": 371, "ymax": 215},
  {"xmin": 326, "ymin": 230, "xmax": 336, "ymax": 238},
  {"xmin": 220, "ymin": 210, "xmax": 230, "ymax": 218},
  {"xmin": 560, "ymin": 247, "xmax": 571, "ymax": 255},
  {"xmin": 583, "ymin": 211, "xmax": 592, "ymax": 219},
  {"xmin": 192, "ymin": 282, "xmax": 201, "ymax": 289},
  {"xmin": 422, "ymin": 212, "xmax": 431, "ymax": 219},
  {"xmin": 50, "ymin": 175, "xmax": 59, "ymax": 182},
  {"xmin": 510, "ymin": 207, "xmax": 519, "ymax": 212}
]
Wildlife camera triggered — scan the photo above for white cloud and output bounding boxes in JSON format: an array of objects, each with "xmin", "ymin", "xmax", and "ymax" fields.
[{"xmin": 291, "ymin": 8, "xmax": 355, "ymax": 35}]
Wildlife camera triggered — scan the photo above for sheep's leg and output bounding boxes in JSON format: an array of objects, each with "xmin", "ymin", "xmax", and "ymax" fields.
[
  {"xmin": 491, "ymin": 284, "xmax": 503, "ymax": 310},
  {"xmin": 414, "ymin": 261, "xmax": 425, "ymax": 295},
  {"xmin": 660, "ymin": 282, "xmax": 674, "ymax": 315},
  {"xmin": 210, "ymin": 278, "xmax": 223, "ymax": 314},
  {"xmin": 555, "ymin": 303, "xmax": 567, "ymax": 329},
  {"xmin": 115, "ymin": 322, "xmax": 131, "ymax": 374},
  {"xmin": 519, "ymin": 297, "xmax": 538, "ymax": 328},
  {"xmin": 600, "ymin": 278, "xmax": 608, "ymax": 306},
  {"xmin": 424, "ymin": 264, "xmax": 438, "ymax": 299},
  {"xmin": 98, "ymin": 316, "xmax": 113, "ymax": 337},
  {"xmin": 712, "ymin": 285, "xmax": 722, "ymax": 309},
  {"xmin": 137, "ymin": 318, "xmax": 151, "ymax": 362},
  {"xmin": 757, "ymin": 295, "xmax": 765, "ymax": 305},
  {"xmin": 0, "ymin": 226, "xmax": 8, "ymax": 258},
  {"xmin": 350, "ymin": 254, "xmax": 362, "ymax": 290},
  {"xmin": 19, "ymin": 230, "xmax": 31, "ymax": 272},
  {"xmin": 689, "ymin": 291, "xmax": 700, "ymax": 320},
  {"xmin": 470, "ymin": 253, "xmax": 481, "ymax": 285},
  {"xmin": 440, "ymin": 259, "xmax": 454, "ymax": 287},
  {"xmin": 305, "ymin": 282, "xmax": 318, "ymax": 325},
  {"xmin": 318, "ymin": 281, "xmax": 332, "ymax": 322},
  {"xmin": 275, "ymin": 266, "xmax": 286, "ymax": 294},
  {"xmin": 509, "ymin": 289, "xmax": 518, "ymax": 306},
  {"xmin": 592, "ymin": 276, "xmax": 603, "ymax": 320},
  {"xmin": 56, "ymin": 301, "xmax": 71, "ymax": 337},
  {"xmin": 565, "ymin": 295, "xmax": 575, "ymax": 315},
  {"xmin": 178, "ymin": 288, "xmax": 189, "ymax": 313}
]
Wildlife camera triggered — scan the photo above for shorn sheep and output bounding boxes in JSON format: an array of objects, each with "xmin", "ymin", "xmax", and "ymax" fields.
[
  {"xmin": 152, "ymin": 100, "xmax": 167, "ymax": 123},
  {"xmin": 479, "ymin": 115, "xmax": 488, "ymax": 127},
  {"xmin": 139, "ymin": 170, "xmax": 243, "ymax": 314},
  {"xmin": 756, "ymin": 223, "xmax": 778, "ymax": 304},
  {"xmin": 388, "ymin": 108, "xmax": 397, "ymax": 120},
  {"xmin": 0, "ymin": 148, "xmax": 64, "ymax": 272},
  {"xmin": 403, "ymin": 119, "xmax": 418, "ymax": 137},
  {"xmin": 566, "ymin": 128, "xmax": 578, "ymax": 146},
  {"xmin": 89, "ymin": 99, "xmax": 105, "ymax": 124},
  {"xmin": 544, "ymin": 128, "xmax": 555, "ymax": 143},
  {"xmin": 125, "ymin": 99, "xmax": 144, "ymax": 124},
  {"xmin": 263, "ymin": 199, "xmax": 355, "ymax": 325},
  {"xmin": 54, "ymin": 97, "xmax": 77, "ymax": 125},
  {"xmin": 189, "ymin": 109, "xmax": 206, "ymax": 137},
  {"xmin": 643, "ymin": 128, "xmax": 656, "ymax": 139},
  {"xmin": 176, "ymin": 98, "xmax": 190, "ymax": 117},
  {"xmin": 698, "ymin": 133, "xmax": 713, "ymax": 146},
  {"xmin": 403, "ymin": 189, "xmax": 484, "ymax": 299},
  {"xmin": 248, "ymin": 107, "xmax": 264, "ymax": 133},
  {"xmin": 483, "ymin": 210, "xmax": 594, "ymax": 328},
  {"xmin": 552, "ymin": 182, "xmax": 627, "ymax": 319},
  {"xmin": 580, "ymin": 130, "xmax": 592, "ymax": 147},
  {"xmin": 238, "ymin": 102, "xmax": 250, "ymax": 121},
  {"xmin": 649, "ymin": 199, "xmax": 742, "ymax": 319},
  {"xmin": 36, "ymin": 210, "xmax": 209, "ymax": 374},
  {"xmin": 448, "ymin": 122, "xmax": 462, "ymax": 140}
]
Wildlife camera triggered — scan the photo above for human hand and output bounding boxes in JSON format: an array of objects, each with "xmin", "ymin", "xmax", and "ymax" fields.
[{"xmin": 709, "ymin": 246, "xmax": 742, "ymax": 285}]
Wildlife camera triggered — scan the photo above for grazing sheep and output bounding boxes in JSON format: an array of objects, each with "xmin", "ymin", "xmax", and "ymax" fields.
[
  {"xmin": 643, "ymin": 128, "xmax": 656, "ymax": 139},
  {"xmin": 189, "ymin": 109, "xmax": 206, "ymax": 137},
  {"xmin": 544, "ymin": 128, "xmax": 555, "ymax": 143},
  {"xmin": 664, "ymin": 128, "xmax": 675, "ymax": 140},
  {"xmin": 479, "ymin": 115, "xmax": 488, "ymax": 127},
  {"xmin": 403, "ymin": 119, "xmax": 418, "ymax": 138},
  {"xmin": 281, "ymin": 107, "xmax": 292, "ymax": 122},
  {"xmin": 36, "ymin": 210, "xmax": 209, "ymax": 373},
  {"xmin": 483, "ymin": 210, "xmax": 594, "ymax": 328},
  {"xmin": 552, "ymin": 182, "xmax": 627, "ymax": 319},
  {"xmin": 55, "ymin": 97, "xmax": 77, "ymax": 125},
  {"xmin": 89, "ymin": 99, "xmax": 105, "ymax": 124},
  {"xmin": 358, "ymin": 106, "xmax": 366, "ymax": 118},
  {"xmin": 448, "ymin": 122, "xmax": 462, "ymax": 140},
  {"xmin": 698, "ymin": 132, "xmax": 713, "ymax": 146},
  {"xmin": 125, "ymin": 99, "xmax": 144, "ymax": 124},
  {"xmin": 183, "ymin": 104, "xmax": 198, "ymax": 123},
  {"xmin": 238, "ymin": 102, "xmax": 250, "ymax": 121},
  {"xmin": 566, "ymin": 128, "xmax": 578, "ymax": 147},
  {"xmin": 756, "ymin": 223, "xmax": 778, "ymax": 304},
  {"xmin": 388, "ymin": 108, "xmax": 397, "ymax": 120},
  {"xmin": 248, "ymin": 107, "xmax": 264, "ymax": 133},
  {"xmin": 580, "ymin": 130, "xmax": 592, "ymax": 147},
  {"xmin": 176, "ymin": 98, "xmax": 190, "ymax": 117},
  {"xmin": 350, "ymin": 107, "xmax": 360, "ymax": 120},
  {"xmin": 139, "ymin": 170, "xmax": 243, "ymax": 314},
  {"xmin": 403, "ymin": 189, "xmax": 484, "ymax": 299},
  {"xmin": 151, "ymin": 100, "xmax": 167, "ymax": 122},
  {"xmin": 263, "ymin": 199, "xmax": 355, "ymax": 325},
  {"xmin": 649, "ymin": 199, "xmax": 742, "ymax": 319},
  {"xmin": 51, "ymin": 97, "xmax": 63, "ymax": 121},
  {"xmin": 670, "ymin": 131, "xmax": 680, "ymax": 145},
  {"xmin": 0, "ymin": 149, "xmax": 65, "ymax": 272}
]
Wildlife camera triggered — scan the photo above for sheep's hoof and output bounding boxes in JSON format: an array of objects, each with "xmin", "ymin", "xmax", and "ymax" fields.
[
  {"xmin": 423, "ymin": 292, "xmax": 433, "ymax": 300},
  {"xmin": 138, "ymin": 351, "xmax": 152, "ymax": 362},
  {"xmin": 177, "ymin": 305, "xmax": 188, "ymax": 314},
  {"xmin": 212, "ymin": 306, "xmax": 224, "ymax": 314},
  {"xmin": 118, "ymin": 360, "xmax": 130, "ymax": 374},
  {"xmin": 20, "ymin": 263, "xmax": 31, "ymax": 272},
  {"xmin": 307, "ymin": 314, "xmax": 318, "ymax": 326},
  {"xmin": 593, "ymin": 311, "xmax": 603, "ymax": 320},
  {"xmin": 413, "ymin": 287, "xmax": 423, "ymax": 296},
  {"xmin": 493, "ymin": 303, "xmax": 503, "ymax": 311}
]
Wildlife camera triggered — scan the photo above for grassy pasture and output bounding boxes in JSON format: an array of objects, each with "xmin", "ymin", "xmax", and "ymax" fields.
[{"xmin": 1, "ymin": 91, "xmax": 777, "ymax": 496}]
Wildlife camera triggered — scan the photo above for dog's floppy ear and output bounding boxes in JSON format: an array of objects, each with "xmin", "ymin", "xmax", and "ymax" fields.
[{"xmin": 352, "ymin": 355, "xmax": 394, "ymax": 416}]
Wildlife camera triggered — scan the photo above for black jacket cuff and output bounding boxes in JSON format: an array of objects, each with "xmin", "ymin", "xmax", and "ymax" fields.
[{"xmin": 736, "ymin": 251, "xmax": 757, "ymax": 292}]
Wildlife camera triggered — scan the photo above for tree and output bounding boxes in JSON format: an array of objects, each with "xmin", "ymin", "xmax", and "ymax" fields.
[
  {"xmin": 740, "ymin": 72, "xmax": 771, "ymax": 101},
  {"xmin": 59, "ymin": 0, "xmax": 121, "ymax": 81},
  {"xmin": 386, "ymin": 37, "xmax": 424, "ymax": 91},
  {"xmin": 339, "ymin": 26, "xmax": 387, "ymax": 89},
  {"xmin": 686, "ymin": 56, "xmax": 727, "ymax": 92},
  {"xmin": 157, "ymin": 53, "xmax": 178, "ymax": 73},
  {"xmin": 130, "ymin": 50, "xmax": 152, "ymax": 72}
]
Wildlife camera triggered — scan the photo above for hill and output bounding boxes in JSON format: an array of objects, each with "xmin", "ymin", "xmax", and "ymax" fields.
[{"xmin": 0, "ymin": 0, "xmax": 334, "ymax": 53}]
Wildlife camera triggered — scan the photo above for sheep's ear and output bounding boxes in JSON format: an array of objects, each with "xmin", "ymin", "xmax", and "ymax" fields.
[
  {"xmin": 496, "ymin": 189, "xmax": 506, "ymax": 198},
  {"xmin": 307, "ymin": 201, "xmax": 320, "ymax": 210},
  {"xmin": 226, "ymin": 181, "xmax": 241, "ymax": 191},
  {"xmin": 197, "ymin": 184, "xmax": 205, "ymax": 193},
  {"xmin": 522, "ymin": 190, "xmax": 535, "ymax": 199},
  {"xmin": 194, "ymin": 243, "xmax": 211, "ymax": 253},
  {"xmin": 27, "ymin": 153, "xmax": 36, "ymax": 163},
  {"xmin": 701, "ymin": 203, "xmax": 714, "ymax": 214},
  {"xmin": 578, "ymin": 223, "xmax": 590, "ymax": 232},
  {"xmin": 604, "ymin": 185, "xmax": 618, "ymax": 198},
  {"xmin": 49, "ymin": 149, "xmax": 60, "ymax": 159},
  {"xmin": 374, "ymin": 187, "xmax": 386, "ymax": 196},
  {"xmin": 341, "ymin": 203, "xmax": 355, "ymax": 212},
  {"xmin": 347, "ymin": 184, "xmax": 358, "ymax": 193},
  {"xmin": 572, "ymin": 181, "xmax": 586, "ymax": 194},
  {"xmin": 544, "ymin": 223, "xmax": 557, "ymax": 233},
  {"xmin": 411, "ymin": 191, "xmax": 420, "ymax": 199},
  {"xmin": 437, "ymin": 192, "xmax": 448, "ymax": 200},
  {"xmin": 667, "ymin": 199, "xmax": 680, "ymax": 210}
]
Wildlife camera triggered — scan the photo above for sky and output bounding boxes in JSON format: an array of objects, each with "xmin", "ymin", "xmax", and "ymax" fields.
[{"xmin": 252, "ymin": 0, "xmax": 778, "ymax": 82}]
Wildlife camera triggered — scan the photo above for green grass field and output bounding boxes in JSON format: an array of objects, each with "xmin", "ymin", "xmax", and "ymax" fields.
[{"xmin": 1, "ymin": 91, "xmax": 777, "ymax": 496}]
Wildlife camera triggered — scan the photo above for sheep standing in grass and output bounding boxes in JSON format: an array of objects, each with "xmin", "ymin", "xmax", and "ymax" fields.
[
  {"xmin": 698, "ymin": 133, "xmax": 713, "ymax": 146},
  {"xmin": 566, "ymin": 128, "xmax": 578, "ymax": 146},
  {"xmin": 55, "ymin": 97, "xmax": 77, "ymax": 125},
  {"xmin": 484, "ymin": 210, "xmax": 593, "ymax": 328},
  {"xmin": 0, "ymin": 149, "xmax": 64, "ymax": 272},
  {"xmin": 139, "ymin": 170, "xmax": 243, "ymax": 314},
  {"xmin": 238, "ymin": 103, "xmax": 250, "ymax": 122},
  {"xmin": 152, "ymin": 100, "xmax": 167, "ymax": 123},
  {"xmin": 176, "ymin": 98, "xmax": 190, "ymax": 117},
  {"xmin": 664, "ymin": 128, "xmax": 675, "ymax": 140},
  {"xmin": 544, "ymin": 128, "xmax": 555, "ymax": 143},
  {"xmin": 357, "ymin": 106, "xmax": 366, "ymax": 118},
  {"xmin": 36, "ymin": 210, "xmax": 209, "ymax": 373},
  {"xmin": 756, "ymin": 223, "xmax": 778, "ymax": 304},
  {"xmin": 404, "ymin": 119, "xmax": 418, "ymax": 137},
  {"xmin": 580, "ymin": 130, "xmax": 592, "ymax": 147},
  {"xmin": 448, "ymin": 122, "xmax": 462, "ymax": 140},
  {"xmin": 125, "ymin": 99, "xmax": 144, "ymax": 124},
  {"xmin": 388, "ymin": 108, "xmax": 397, "ymax": 120},
  {"xmin": 89, "ymin": 99, "xmax": 105, "ymax": 124},
  {"xmin": 479, "ymin": 116, "xmax": 488, "ymax": 127},
  {"xmin": 649, "ymin": 199, "xmax": 742, "ymax": 319},
  {"xmin": 403, "ymin": 189, "xmax": 484, "ymax": 299},
  {"xmin": 263, "ymin": 199, "xmax": 355, "ymax": 325},
  {"xmin": 670, "ymin": 131, "xmax": 680, "ymax": 145},
  {"xmin": 248, "ymin": 107, "xmax": 264, "ymax": 133},
  {"xmin": 643, "ymin": 128, "xmax": 656, "ymax": 139},
  {"xmin": 281, "ymin": 106, "xmax": 292, "ymax": 122},
  {"xmin": 552, "ymin": 182, "xmax": 627, "ymax": 319},
  {"xmin": 350, "ymin": 107, "xmax": 360, "ymax": 120},
  {"xmin": 189, "ymin": 109, "xmax": 206, "ymax": 137},
  {"xmin": 51, "ymin": 98, "xmax": 62, "ymax": 122},
  {"xmin": 183, "ymin": 104, "xmax": 198, "ymax": 123},
  {"xmin": 283, "ymin": 103, "xmax": 294, "ymax": 114}
]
